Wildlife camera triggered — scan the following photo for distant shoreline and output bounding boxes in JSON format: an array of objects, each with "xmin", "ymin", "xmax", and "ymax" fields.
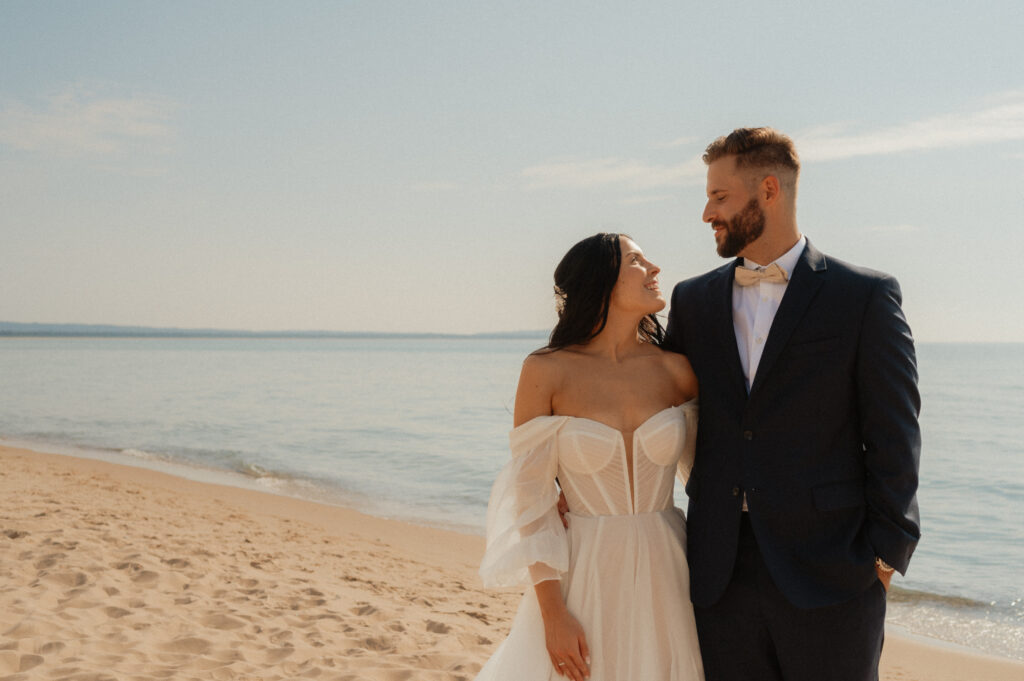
[
  {"xmin": 0, "ymin": 321, "xmax": 549, "ymax": 340},
  {"xmin": 2, "ymin": 323, "xmax": 1021, "ymax": 343}
]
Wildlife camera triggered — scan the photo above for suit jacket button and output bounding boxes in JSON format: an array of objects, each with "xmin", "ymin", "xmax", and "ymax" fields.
[
  {"xmin": 731, "ymin": 487, "xmax": 740, "ymax": 496},
  {"xmin": 743, "ymin": 430, "xmax": 754, "ymax": 440}
]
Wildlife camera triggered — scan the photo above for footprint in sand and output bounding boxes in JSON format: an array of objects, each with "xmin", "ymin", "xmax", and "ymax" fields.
[
  {"xmin": 202, "ymin": 613, "xmax": 246, "ymax": 630},
  {"xmin": 114, "ymin": 559, "xmax": 142, "ymax": 570},
  {"xmin": 162, "ymin": 557, "xmax": 190, "ymax": 568},
  {"xmin": 39, "ymin": 641, "xmax": 66, "ymax": 655},
  {"xmin": 264, "ymin": 647, "xmax": 295, "ymax": 663},
  {"xmin": 59, "ymin": 596, "xmax": 102, "ymax": 610},
  {"xmin": 130, "ymin": 570, "xmax": 160, "ymax": 586},
  {"xmin": 103, "ymin": 606, "xmax": 132, "ymax": 619},
  {"xmin": 269, "ymin": 630, "xmax": 293, "ymax": 645},
  {"xmin": 461, "ymin": 610, "xmax": 490, "ymax": 624},
  {"xmin": 0, "ymin": 652, "xmax": 44, "ymax": 674},
  {"xmin": 375, "ymin": 670, "xmax": 416, "ymax": 681},
  {"xmin": 34, "ymin": 553, "xmax": 64, "ymax": 569},
  {"xmin": 43, "ymin": 571, "xmax": 88, "ymax": 587},
  {"xmin": 2, "ymin": 620, "xmax": 43, "ymax": 638},
  {"xmin": 426, "ymin": 620, "xmax": 452, "ymax": 634},
  {"xmin": 160, "ymin": 636, "xmax": 212, "ymax": 655},
  {"xmin": 361, "ymin": 636, "xmax": 394, "ymax": 652},
  {"xmin": 351, "ymin": 603, "xmax": 378, "ymax": 617}
]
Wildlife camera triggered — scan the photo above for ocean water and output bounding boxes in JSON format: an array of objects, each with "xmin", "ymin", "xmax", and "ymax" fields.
[{"xmin": 0, "ymin": 337, "xmax": 1021, "ymax": 660}]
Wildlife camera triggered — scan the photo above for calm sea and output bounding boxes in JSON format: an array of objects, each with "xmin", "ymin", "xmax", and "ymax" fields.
[{"xmin": 0, "ymin": 337, "xmax": 1021, "ymax": 660}]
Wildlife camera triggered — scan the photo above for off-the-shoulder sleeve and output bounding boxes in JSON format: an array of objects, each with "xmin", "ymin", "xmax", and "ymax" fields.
[
  {"xmin": 479, "ymin": 415, "xmax": 569, "ymax": 588},
  {"xmin": 676, "ymin": 400, "xmax": 698, "ymax": 484}
]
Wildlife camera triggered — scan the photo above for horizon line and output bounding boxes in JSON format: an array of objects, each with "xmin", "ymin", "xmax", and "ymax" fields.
[
  {"xmin": 0, "ymin": 322, "xmax": 1019, "ymax": 344},
  {"xmin": 0, "ymin": 321, "xmax": 549, "ymax": 340}
]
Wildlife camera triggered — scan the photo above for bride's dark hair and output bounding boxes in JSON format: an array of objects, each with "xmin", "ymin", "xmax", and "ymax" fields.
[{"xmin": 543, "ymin": 232, "xmax": 664, "ymax": 351}]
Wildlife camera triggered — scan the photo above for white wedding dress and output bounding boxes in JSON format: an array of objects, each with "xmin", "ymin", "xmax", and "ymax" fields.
[{"xmin": 476, "ymin": 401, "xmax": 704, "ymax": 681}]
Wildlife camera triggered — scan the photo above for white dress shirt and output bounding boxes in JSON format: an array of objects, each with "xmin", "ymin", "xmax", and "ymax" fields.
[
  {"xmin": 733, "ymin": 235, "xmax": 806, "ymax": 512},
  {"xmin": 732, "ymin": 235, "xmax": 807, "ymax": 392}
]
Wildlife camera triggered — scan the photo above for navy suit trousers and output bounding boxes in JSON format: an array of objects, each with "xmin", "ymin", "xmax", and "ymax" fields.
[{"xmin": 694, "ymin": 514, "xmax": 886, "ymax": 681}]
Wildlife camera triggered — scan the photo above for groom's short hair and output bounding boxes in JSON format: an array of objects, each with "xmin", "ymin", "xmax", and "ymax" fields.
[{"xmin": 703, "ymin": 128, "xmax": 800, "ymax": 191}]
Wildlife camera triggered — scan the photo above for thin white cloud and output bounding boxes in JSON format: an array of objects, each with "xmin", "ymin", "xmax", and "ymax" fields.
[
  {"xmin": 523, "ymin": 92, "xmax": 1024, "ymax": 193},
  {"xmin": 411, "ymin": 181, "xmax": 462, "ymax": 192},
  {"xmin": 521, "ymin": 156, "xmax": 705, "ymax": 191},
  {"xmin": 0, "ymin": 85, "xmax": 175, "ymax": 156},
  {"xmin": 800, "ymin": 91, "xmax": 1024, "ymax": 161},
  {"xmin": 664, "ymin": 135, "xmax": 698, "ymax": 148},
  {"xmin": 862, "ymin": 224, "xmax": 923, "ymax": 234},
  {"xmin": 621, "ymin": 194, "xmax": 675, "ymax": 205}
]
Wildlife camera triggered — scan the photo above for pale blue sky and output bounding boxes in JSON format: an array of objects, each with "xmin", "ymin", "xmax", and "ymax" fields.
[{"xmin": 1, "ymin": 1, "xmax": 1022, "ymax": 340}]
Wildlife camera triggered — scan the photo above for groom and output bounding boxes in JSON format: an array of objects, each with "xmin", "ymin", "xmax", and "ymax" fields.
[{"xmin": 664, "ymin": 127, "xmax": 921, "ymax": 681}]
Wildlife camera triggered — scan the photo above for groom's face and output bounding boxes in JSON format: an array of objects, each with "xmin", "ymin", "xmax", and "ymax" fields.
[{"xmin": 703, "ymin": 156, "xmax": 766, "ymax": 258}]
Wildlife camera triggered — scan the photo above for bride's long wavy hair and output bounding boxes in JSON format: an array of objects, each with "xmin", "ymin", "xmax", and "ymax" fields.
[{"xmin": 542, "ymin": 232, "xmax": 664, "ymax": 351}]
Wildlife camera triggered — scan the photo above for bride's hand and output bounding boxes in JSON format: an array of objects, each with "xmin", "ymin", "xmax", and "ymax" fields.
[{"xmin": 543, "ymin": 608, "xmax": 590, "ymax": 680}]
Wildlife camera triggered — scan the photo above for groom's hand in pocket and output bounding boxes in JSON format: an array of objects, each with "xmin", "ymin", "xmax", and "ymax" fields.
[{"xmin": 876, "ymin": 564, "xmax": 893, "ymax": 592}]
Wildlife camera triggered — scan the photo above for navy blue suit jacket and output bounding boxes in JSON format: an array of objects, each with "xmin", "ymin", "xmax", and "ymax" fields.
[{"xmin": 665, "ymin": 240, "xmax": 921, "ymax": 609}]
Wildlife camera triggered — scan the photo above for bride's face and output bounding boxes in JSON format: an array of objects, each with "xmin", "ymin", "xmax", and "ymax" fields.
[{"xmin": 609, "ymin": 236, "xmax": 665, "ymax": 315}]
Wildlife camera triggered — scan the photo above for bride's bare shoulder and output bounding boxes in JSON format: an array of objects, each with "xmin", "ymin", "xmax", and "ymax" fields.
[
  {"xmin": 522, "ymin": 344, "xmax": 590, "ymax": 367},
  {"xmin": 656, "ymin": 347, "xmax": 698, "ymax": 399},
  {"xmin": 515, "ymin": 348, "xmax": 570, "ymax": 425},
  {"xmin": 520, "ymin": 346, "xmax": 573, "ymax": 378},
  {"xmin": 518, "ymin": 346, "xmax": 588, "ymax": 399},
  {"xmin": 657, "ymin": 347, "xmax": 693, "ymax": 369}
]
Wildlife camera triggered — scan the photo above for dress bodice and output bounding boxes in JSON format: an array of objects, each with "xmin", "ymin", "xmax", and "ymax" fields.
[
  {"xmin": 480, "ymin": 400, "xmax": 697, "ymax": 589},
  {"xmin": 509, "ymin": 401, "xmax": 697, "ymax": 518},
  {"xmin": 556, "ymin": 402, "xmax": 696, "ymax": 516}
]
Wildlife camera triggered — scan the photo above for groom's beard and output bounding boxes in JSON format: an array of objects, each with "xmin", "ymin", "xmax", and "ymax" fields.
[{"xmin": 714, "ymin": 198, "xmax": 765, "ymax": 258}]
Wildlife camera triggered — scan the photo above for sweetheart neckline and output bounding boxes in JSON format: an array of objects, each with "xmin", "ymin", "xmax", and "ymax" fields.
[{"xmin": 512, "ymin": 398, "xmax": 696, "ymax": 436}]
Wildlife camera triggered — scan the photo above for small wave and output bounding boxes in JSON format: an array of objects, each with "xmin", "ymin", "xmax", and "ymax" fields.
[
  {"xmin": 120, "ymin": 448, "xmax": 166, "ymax": 463},
  {"xmin": 886, "ymin": 585, "xmax": 1024, "ymax": 660},
  {"xmin": 889, "ymin": 586, "xmax": 993, "ymax": 610},
  {"xmin": 254, "ymin": 476, "xmax": 319, "ymax": 494},
  {"xmin": 888, "ymin": 600, "xmax": 1024, "ymax": 661},
  {"xmin": 238, "ymin": 462, "xmax": 274, "ymax": 478},
  {"xmin": 229, "ymin": 460, "xmax": 309, "ymax": 485}
]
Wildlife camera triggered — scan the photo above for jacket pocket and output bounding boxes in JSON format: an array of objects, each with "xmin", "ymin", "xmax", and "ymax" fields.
[
  {"xmin": 787, "ymin": 336, "xmax": 840, "ymax": 357},
  {"xmin": 813, "ymin": 478, "xmax": 865, "ymax": 511}
]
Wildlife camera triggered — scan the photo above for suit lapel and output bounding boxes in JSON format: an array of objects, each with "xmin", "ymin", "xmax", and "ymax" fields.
[
  {"xmin": 748, "ymin": 240, "xmax": 828, "ymax": 398},
  {"xmin": 710, "ymin": 260, "xmax": 749, "ymax": 402}
]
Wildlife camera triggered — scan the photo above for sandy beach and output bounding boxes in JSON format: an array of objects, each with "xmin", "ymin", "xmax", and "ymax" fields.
[{"xmin": 2, "ymin": 444, "xmax": 1021, "ymax": 681}]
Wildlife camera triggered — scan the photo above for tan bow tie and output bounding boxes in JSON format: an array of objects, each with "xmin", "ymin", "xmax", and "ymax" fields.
[{"xmin": 735, "ymin": 263, "xmax": 789, "ymax": 286}]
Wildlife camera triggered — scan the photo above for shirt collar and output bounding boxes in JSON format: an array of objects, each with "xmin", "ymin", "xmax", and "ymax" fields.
[{"xmin": 740, "ymin": 235, "xmax": 806, "ymax": 275}]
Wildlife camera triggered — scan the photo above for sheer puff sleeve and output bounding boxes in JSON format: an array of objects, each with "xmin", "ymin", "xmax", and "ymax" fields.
[
  {"xmin": 479, "ymin": 415, "xmax": 570, "ymax": 589},
  {"xmin": 675, "ymin": 399, "xmax": 698, "ymax": 485}
]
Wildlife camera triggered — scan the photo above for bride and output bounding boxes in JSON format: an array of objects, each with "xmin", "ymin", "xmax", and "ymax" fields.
[{"xmin": 476, "ymin": 233, "xmax": 705, "ymax": 681}]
